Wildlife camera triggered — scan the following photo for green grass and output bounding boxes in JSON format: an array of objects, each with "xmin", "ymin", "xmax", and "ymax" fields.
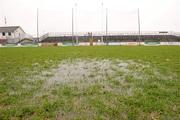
[{"xmin": 0, "ymin": 46, "xmax": 179, "ymax": 119}]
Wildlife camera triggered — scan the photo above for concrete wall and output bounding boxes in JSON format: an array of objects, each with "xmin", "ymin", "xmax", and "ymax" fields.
[
  {"xmin": 160, "ymin": 42, "xmax": 180, "ymax": 46},
  {"xmin": 13, "ymin": 27, "xmax": 26, "ymax": 39}
]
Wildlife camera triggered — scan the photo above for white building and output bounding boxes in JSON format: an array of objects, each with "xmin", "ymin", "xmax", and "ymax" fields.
[{"xmin": 0, "ymin": 26, "xmax": 29, "ymax": 44}]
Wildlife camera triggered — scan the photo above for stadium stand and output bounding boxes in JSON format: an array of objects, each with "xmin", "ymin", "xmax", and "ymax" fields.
[{"xmin": 40, "ymin": 31, "xmax": 180, "ymax": 45}]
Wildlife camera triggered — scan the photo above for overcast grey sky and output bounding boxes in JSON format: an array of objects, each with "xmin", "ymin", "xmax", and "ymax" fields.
[{"xmin": 0, "ymin": 0, "xmax": 179, "ymax": 36}]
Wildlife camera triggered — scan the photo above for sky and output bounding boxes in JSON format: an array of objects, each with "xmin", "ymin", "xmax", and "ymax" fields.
[{"xmin": 0, "ymin": 0, "xmax": 179, "ymax": 36}]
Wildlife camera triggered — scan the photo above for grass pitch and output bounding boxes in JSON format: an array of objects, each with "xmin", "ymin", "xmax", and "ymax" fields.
[{"xmin": 0, "ymin": 46, "xmax": 179, "ymax": 119}]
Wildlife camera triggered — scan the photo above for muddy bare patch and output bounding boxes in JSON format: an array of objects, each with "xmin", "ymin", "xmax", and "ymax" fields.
[
  {"xmin": 43, "ymin": 59, "xmax": 128, "ymax": 87},
  {"xmin": 36, "ymin": 59, "xmax": 156, "ymax": 97},
  {"xmin": 33, "ymin": 58, "xmax": 175, "ymax": 101}
]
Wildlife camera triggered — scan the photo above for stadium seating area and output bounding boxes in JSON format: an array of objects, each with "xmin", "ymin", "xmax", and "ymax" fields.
[{"xmin": 41, "ymin": 34, "xmax": 180, "ymax": 43}]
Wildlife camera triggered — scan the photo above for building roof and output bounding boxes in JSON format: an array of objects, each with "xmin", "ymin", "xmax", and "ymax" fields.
[{"xmin": 0, "ymin": 26, "xmax": 20, "ymax": 33}]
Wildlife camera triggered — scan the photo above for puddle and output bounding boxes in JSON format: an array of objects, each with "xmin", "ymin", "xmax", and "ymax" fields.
[
  {"xmin": 42, "ymin": 59, "xmax": 150, "ymax": 89},
  {"xmin": 34, "ymin": 58, "xmax": 174, "ymax": 98}
]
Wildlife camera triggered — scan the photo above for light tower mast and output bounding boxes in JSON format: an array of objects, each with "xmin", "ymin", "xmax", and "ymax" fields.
[
  {"xmin": 106, "ymin": 8, "xmax": 108, "ymax": 45},
  {"xmin": 37, "ymin": 8, "xmax": 39, "ymax": 42},
  {"xmin": 72, "ymin": 8, "xmax": 74, "ymax": 46},
  {"xmin": 4, "ymin": 16, "xmax": 7, "ymax": 26},
  {"xmin": 138, "ymin": 8, "xmax": 141, "ymax": 45},
  {"xmin": 101, "ymin": 2, "xmax": 104, "ymax": 43}
]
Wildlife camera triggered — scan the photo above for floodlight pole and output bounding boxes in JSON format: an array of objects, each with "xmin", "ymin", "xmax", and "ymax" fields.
[
  {"xmin": 72, "ymin": 8, "xmax": 74, "ymax": 46},
  {"xmin": 75, "ymin": 3, "xmax": 78, "ymax": 45},
  {"xmin": 101, "ymin": 2, "xmax": 104, "ymax": 43},
  {"xmin": 138, "ymin": 8, "xmax": 141, "ymax": 45},
  {"xmin": 106, "ymin": 8, "xmax": 108, "ymax": 45},
  {"xmin": 37, "ymin": 8, "xmax": 39, "ymax": 43},
  {"xmin": 4, "ymin": 16, "xmax": 7, "ymax": 26}
]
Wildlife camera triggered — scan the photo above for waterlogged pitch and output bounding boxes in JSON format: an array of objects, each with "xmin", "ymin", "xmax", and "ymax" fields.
[{"xmin": 0, "ymin": 46, "xmax": 179, "ymax": 119}]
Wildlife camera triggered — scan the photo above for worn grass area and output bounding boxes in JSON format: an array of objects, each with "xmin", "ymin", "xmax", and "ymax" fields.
[{"xmin": 0, "ymin": 46, "xmax": 179, "ymax": 119}]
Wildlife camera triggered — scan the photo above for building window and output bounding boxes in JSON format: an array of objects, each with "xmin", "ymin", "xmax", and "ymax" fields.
[
  {"xmin": 8, "ymin": 32, "xmax": 11, "ymax": 36},
  {"xmin": 2, "ymin": 32, "xmax": 5, "ymax": 36}
]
